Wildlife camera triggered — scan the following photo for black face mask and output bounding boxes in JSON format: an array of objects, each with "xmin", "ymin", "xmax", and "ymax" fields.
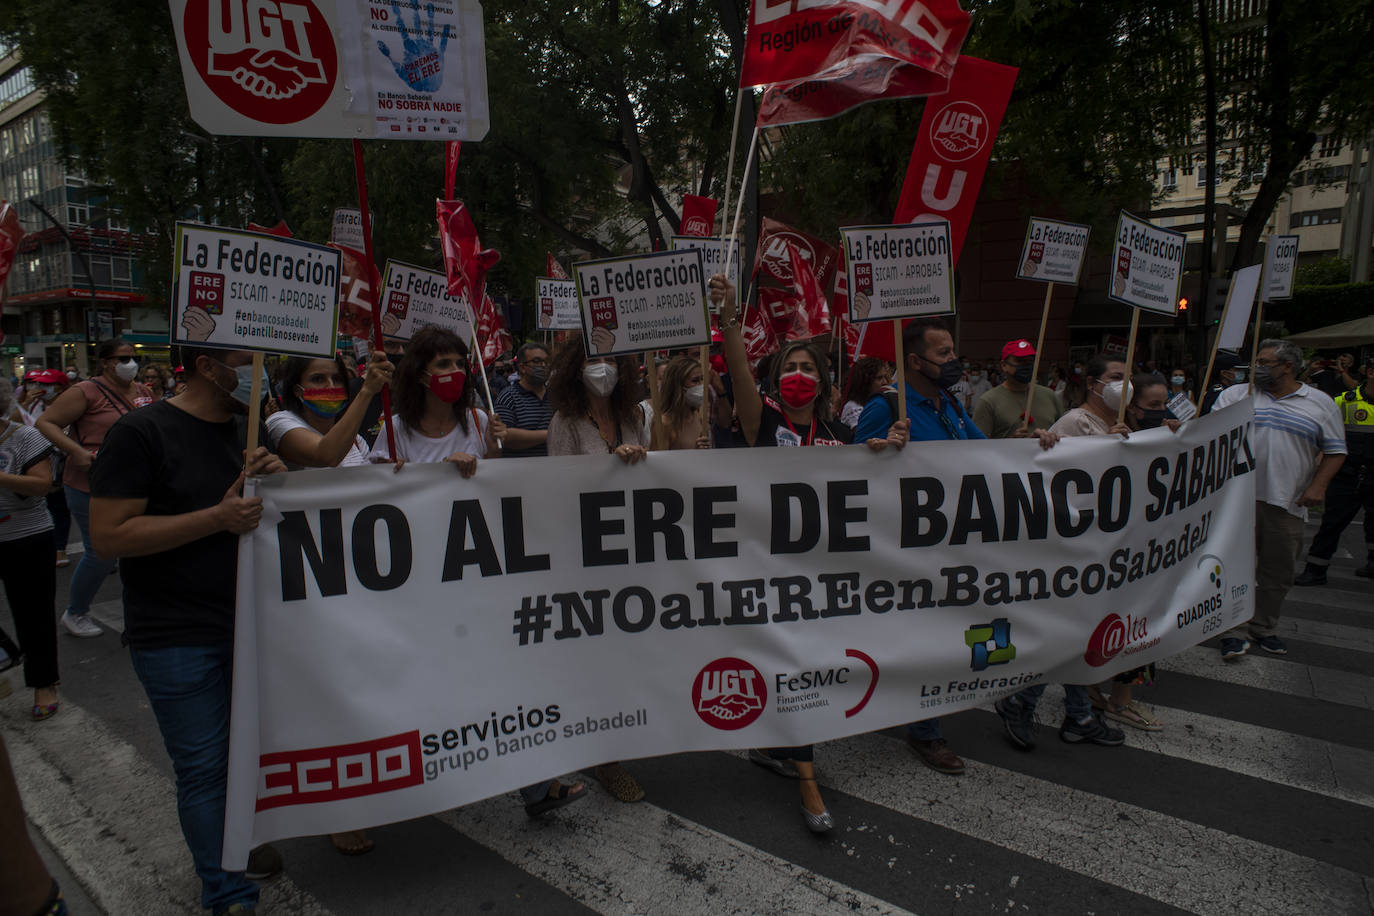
[
  {"xmin": 1010, "ymin": 364, "xmax": 1034, "ymax": 385},
  {"xmin": 925, "ymin": 356, "xmax": 964, "ymax": 389},
  {"xmin": 1137, "ymin": 408, "xmax": 1167, "ymax": 429}
]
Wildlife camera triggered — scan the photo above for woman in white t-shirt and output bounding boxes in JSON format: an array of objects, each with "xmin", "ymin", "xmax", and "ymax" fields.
[
  {"xmin": 267, "ymin": 353, "xmax": 394, "ymax": 470},
  {"xmin": 367, "ymin": 326, "xmax": 504, "ymax": 472}
]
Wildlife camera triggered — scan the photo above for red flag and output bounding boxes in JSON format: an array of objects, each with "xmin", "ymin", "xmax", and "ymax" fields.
[
  {"xmin": 679, "ymin": 195, "xmax": 718, "ymax": 237},
  {"xmin": 859, "ymin": 55, "xmax": 1017, "ymax": 363},
  {"xmin": 757, "ymin": 55, "xmax": 950, "ymax": 128},
  {"xmin": 0, "ymin": 202, "xmax": 25, "ymax": 294},
  {"xmin": 331, "ymin": 244, "xmax": 376, "ymax": 341},
  {"xmin": 786, "ymin": 241, "xmax": 832, "ymax": 340},
  {"xmin": 445, "ymin": 142, "xmax": 462, "ymax": 200},
  {"xmin": 436, "ymin": 199, "xmax": 501, "ymax": 306},
  {"xmin": 753, "ymin": 217, "xmax": 840, "ymax": 295},
  {"xmin": 546, "ymin": 253, "xmax": 569, "ymax": 280},
  {"xmin": 742, "ymin": 300, "xmax": 780, "ymax": 366},
  {"xmin": 739, "ymin": 0, "xmax": 969, "ymax": 89},
  {"xmin": 833, "ymin": 275, "xmax": 863, "ymax": 361},
  {"xmin": 473, "ymin": 293, "xmax": 514, "ymax": 367},
  {"xmin": 246, "ymin": 220, "xmax": 293, "ymax": 237}
]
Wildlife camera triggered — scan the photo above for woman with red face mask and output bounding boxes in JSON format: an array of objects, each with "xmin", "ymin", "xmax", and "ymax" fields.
[
  {"xmin": 367, "ymin": 326, "xmax": 504, "ymax": 474},
  {"xmin": 712, "ymin": 273, "xmax": 908, "ymax": 834}
]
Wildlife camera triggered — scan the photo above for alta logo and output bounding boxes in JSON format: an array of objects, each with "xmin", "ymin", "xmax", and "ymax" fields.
[
  {"xmin": 683, "ymin": 216, "xmax": 711, "ymax": 235},
  {"xmin": 184, "ymin": 0, "xmax": 337, "ymax": 124},
  {"xmin": 930, "ymin": 101, "xmax": 988, "ymax": 162},
  {"xmin": 692, "ymin": 657, "xmax": 766, "ymax": 730},
  {"xmin": 1084, "ymin": 613, "xmax": 1148, "ymax": 667},
  {"xmin": 256, "ymin": 731, "xmax": 424, "ymax": 811},
  {"xmin": 964, "ymin": 618, "xmax": 1015, "ymax": 671}
]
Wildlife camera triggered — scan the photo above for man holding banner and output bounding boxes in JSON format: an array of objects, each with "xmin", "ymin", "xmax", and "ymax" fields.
[{"xmin": 87, "ymin": 347, "xmax": 288, "ymax": 913}]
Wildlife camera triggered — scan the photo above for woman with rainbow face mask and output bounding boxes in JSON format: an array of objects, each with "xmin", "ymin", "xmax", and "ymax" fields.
[{"xmin": 267, "ymin": 352, "xmax": 394, "ymax": 470}]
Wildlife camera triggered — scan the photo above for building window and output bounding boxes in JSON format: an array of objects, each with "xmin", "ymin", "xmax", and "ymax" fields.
[
  {"xmin": 67, "ymin": 204, "xmax": 89, "ymax": 226},
  {"xmin": 1290, "ymin": 208, "xmax": 1343, "ymax": 228},
  {"xmin": 1196, "ymin": 165, "xmax": 1221, "ymax": 188},
  {"xmin": 0, "ymin": 67, "xmax": 35, "ymax": 110},
  {"xmin": 1318, "ymin": 134, "xmax": 1342, "ymax": 158}
]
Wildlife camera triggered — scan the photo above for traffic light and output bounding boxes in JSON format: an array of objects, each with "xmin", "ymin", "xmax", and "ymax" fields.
[{"xmin": 1177, "ymin": 297, "xmax": 1189, "ymax": 312}]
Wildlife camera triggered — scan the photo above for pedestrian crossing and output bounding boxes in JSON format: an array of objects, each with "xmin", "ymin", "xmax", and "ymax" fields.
[{"xmin": 3, "ymin": 531, "xmax": 1372, "ymax": 915}]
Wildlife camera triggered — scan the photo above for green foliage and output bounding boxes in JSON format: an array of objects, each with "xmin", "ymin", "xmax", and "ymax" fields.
[
  {"xmin": 1295, "ymin": 257, "xmax": 1352, "ymax": 288},
  {"xmin": 1271, "ymin": 282, "xmax": 1374, "ymax": 333}
]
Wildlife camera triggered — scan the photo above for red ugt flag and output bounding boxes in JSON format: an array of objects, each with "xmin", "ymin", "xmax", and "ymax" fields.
[
  {"xmin": 679, "ymin": 195, "xmax": 718, "ymax": 237},
  {"xmin": 474, "ymin": 293, "xmax": 514, "ymax": 367},
  {"xmin": 331, "ymin": 244, "xmax": 377, "ymax": 341},
  {"xmin": 739, "ymin": 0, "xmax": 969, "ymax": 89},
  {"xmin": 786, "ymin": 241, "xmax": 831, "ymax": 340},
  {"xmin": 546, "ymin": 253, "xmax": 569, "ymax": 280},
  {"xmin": 757, "ymin": 54, "xmax": 950, "ymax": 128},
  {"xmin": 436, "ymin": 199, "xmax": 500, "ymax": 306},
  {"xmin": 0, "ymin": 202, "xmax": 25, "ymax": 294}
]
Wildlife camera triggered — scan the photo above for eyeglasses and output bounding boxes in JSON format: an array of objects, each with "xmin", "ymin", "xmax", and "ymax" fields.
[{"xmin": 522, "ymin": 358, "xmax": 548, "ymax": 366}]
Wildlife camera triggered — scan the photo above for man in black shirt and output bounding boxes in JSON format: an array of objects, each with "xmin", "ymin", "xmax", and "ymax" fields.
[
  {"xmin": 90, "ymin": 346, "xmax": 286, "ymax": 915},
  {"xmin": 1199, "ymin": 351, "xmax": 1246, "ymax": 416}
]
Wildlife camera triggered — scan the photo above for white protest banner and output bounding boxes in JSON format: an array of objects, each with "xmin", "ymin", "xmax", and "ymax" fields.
[
  {"xmin": 535, "ymin": 277, "xmax": 580, "ymax": 331},
  {"xmin": 1216, "ymin": 264, "xmax": 1263, "ymax": 351},
  {"xmin": 670, "ymin": 235, "xmax": 740, "ymax": 289},
  {"xmin": 331, "ymin": 208, "xmax": 366, "ymax": 251},
  {"xmin": 573, "ymin": 249, "xmax": 710, "ymax": 356},
  {"xmin": 841, "ymin": 221, "xmax": 954, "ymax": 322},
  {"xmin": 378, "ymin": 260, "xmax": 474, "ymax": 341},
  {"xmin": 1262, "ymin": 234, "xmax": 1300, "ymax": 302},
  {"xmin": 1108, "ymin": 211, "xmax": 1186, "ymax": 315},
  {"xmin": 222, "ymin": 403, "xmax": 1257, "ymax": 866},
  {"xmin": 168, "ymin": 0, "xmax": 489, "ymax": 140},
  {"xmin": 172, "ymin": 221, "xmax": 339, "ymax": 357},
  {"xmin": 1016, "ymin": 218, "xmax": 1091, "ymax": 285}
]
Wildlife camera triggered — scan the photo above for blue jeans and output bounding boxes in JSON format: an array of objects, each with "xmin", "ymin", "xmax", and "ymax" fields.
[
  {"xmin": 1012, "ymin": 683, "xmax": 1093, "ymax": 722},
  {"xmin": 906, "ymin": 717, "xmax": 942, "ymax": 742},
  {"xmin": 63, "ymin": 486, "xmax": 116, "ymax": 616},
  {"xmin": 130, "ymin": 643, "xmax": 258, "ymax": 914}
]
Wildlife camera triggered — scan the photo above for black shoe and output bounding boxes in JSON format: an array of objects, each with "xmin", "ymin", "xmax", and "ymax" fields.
[
  {"xmin": 1356, "ymin": 560, "xmax": 1374, "ymax": 579},
  {"xmin": 1059, "ymin": 714, "xmax": 1125, "ymax": 746},
  {"xmin": 245, "ymin": 844, "xmax": 283, "ymax": 881},
  {"xmin": 1294, "ymin": 564, "xmax": 1327, "ymax": 586},
  {"xmin": 994, "ymin": 696, "xmax": 1037, "ymax": 750}
]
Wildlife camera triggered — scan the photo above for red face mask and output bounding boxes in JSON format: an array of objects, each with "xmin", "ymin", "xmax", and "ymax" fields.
[
  {"xmin": 778, "ymin": 369, "xmax": 819, "ymax": 409},
  {"xmin": 428, "ymin": 369, "xmax": 467, "ymax": 403}
]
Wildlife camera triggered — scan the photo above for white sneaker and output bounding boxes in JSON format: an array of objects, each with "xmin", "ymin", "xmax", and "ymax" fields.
[{"xmin": 61, "ymin": 612, "xmax": 103, "ymax": 638}]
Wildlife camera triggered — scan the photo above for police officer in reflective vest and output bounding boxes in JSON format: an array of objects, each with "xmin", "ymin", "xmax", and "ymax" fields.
[{"xmin": 1296, "ymin": 355, "xmax": 1374, "ymax": 583}]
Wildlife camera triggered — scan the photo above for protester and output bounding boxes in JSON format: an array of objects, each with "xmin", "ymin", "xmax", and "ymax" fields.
[
  {"xmin": 653, "ymin": 354, "xmax": 716, "ymax": 449},
  {"xmin": 1302, "ymin": 352, "xmax": 1359, "ymax": 398},
  {"xmin": 64, "ymin": 364, "xmax": 81, "ymax": 382},
  {"xmin": 994, "ymin": 353, "xmax": 1130, "ymax": 750},
  {"xmin": 36, "ymin": 338, "xmax": 154, "ymax": 639},
  {"xmin": 1064, "ymin": 360, "xmax": 1088, "ymax": 408},
  {"xmin": 1048, "ymin": 365, "xmax": 1068, "ymax": 400},
  {"xmin": 88, "ymin": 345, "xmax": 290, "ymax": 912},
  {"xmin": 14, "ymin": 369, "xmax": 73, "ymax": 567},
  {"xmin": 1199, "ymin": 351, "xmax": 1246, "ymax": 415},
  {"xmin": 717, "ymin": 274, "xmax": 907, "ymax": 833},
  {"xmin": 972, "ymin": 339, "xmax": 1064, "ymax": 439},
  {"xmin": 838, "ymin": 358, "xmax": 892, "ymax": 429},
  {"xmin": 172, "ymin": 365, "xmax": 189, "ymax": 397},
  {"xmin": 0, "ymin": 378, "xmax": 61, "ymax": 721},
  {"xmin": 268, "ymin": 353, "xmax": 393, "ymax": 471},
  {"xmin": 545, "ymin": 331, "xmax": 650, "ymax": 807},
  {"xmin": 494, "ymin": 343, "xmax": 554, "ymax": 457},
  {"xmin": 964, "ymin": 359, "xmax": 993, "ymax": 411},
  {"xmin": 1165, "ymin": 367, "xmax": 1197, "ymax": 421},
  {"xmin": 142, "ymin": 364, "xmax": 171, "ymax": 399},
  {"xmin": 1294, "ymin": 354, "xmax": 1374, "ymax": 584},
  {"xmin": 366, "ymin": 327, "xmax": 504, "ymax": 469},
  {"xmin": 1214, "ymin": 340, "xmax": 1346, "ymax": 659}
]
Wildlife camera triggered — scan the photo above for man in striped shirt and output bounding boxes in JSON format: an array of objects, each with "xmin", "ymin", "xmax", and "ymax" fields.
[
  {"xmin": 494, "ymin": 343, "xmax": 553, "ymax": 458},
  {"xmin": 1214, "ymin": 339, "xmax": 1346, "ymax": 660}
]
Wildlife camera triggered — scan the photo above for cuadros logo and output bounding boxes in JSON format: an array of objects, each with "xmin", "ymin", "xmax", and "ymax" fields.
[
  {"xmin": 1084, "ymin": 613, "xmax": 1148, "ymax": 667},
  {"xmin": 692, "ymin": 657, "xmax": 766, "ymax": 730},
  {"xmin": 256, "ymin": 731, "xmax": 423, "ymax": 811},
  {"xmin": 965, "ymin": 618, "xmax": 1015, "ymax": 671},
  {"xmin": 1199, "ymin": 554, "xmax": 1224, "ymax": 593},
  {"xmin": 930, "ymin": 101, "xmax": 988, "ymax": 162},
  {"xmin": 184, "ymin": 0, "xmax": 337, "ymax": 124}
]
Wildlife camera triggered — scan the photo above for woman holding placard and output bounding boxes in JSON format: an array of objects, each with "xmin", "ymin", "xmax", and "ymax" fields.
[
  {"xmin": 712, "ymin": 273, "xmax": 908, "ymax": 834},
  {"xmin": 839, "ymin": 357, "xmax": 894, "ymax": 430}
]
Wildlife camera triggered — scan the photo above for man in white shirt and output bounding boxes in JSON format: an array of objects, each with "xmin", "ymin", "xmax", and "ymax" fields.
[{"xmin": 1213, "ymin": 339, "xmax": 1346, "ymax": 660}]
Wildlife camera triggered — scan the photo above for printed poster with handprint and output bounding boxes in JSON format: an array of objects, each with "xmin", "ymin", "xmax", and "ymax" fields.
[{"xmin": 168, "ymin": 0, "xmax": 489, "ymax": 140}]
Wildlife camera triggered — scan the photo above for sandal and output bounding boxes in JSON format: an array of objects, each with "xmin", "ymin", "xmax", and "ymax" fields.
[
  {"xmin": 329, "ymin": 830, "xmax": 374, "ymax": 855},
  {"xmin": 524, "ymin": 779, "xmax": 587, "ymax": 817},
  {"xmin": 32, "ymin": 702, "xmax": 59, "ymax": 721},
  {"xmin": 1086, "ymin": 685, "xmax": 1109, "ymax": 711},
  {"xmin": 594, "ymin": 764, "xmax": 645, "ymax": 803},
  {"xmin": 1103, "ymin": 700, "xmax": 1164, "ymax": 731}
]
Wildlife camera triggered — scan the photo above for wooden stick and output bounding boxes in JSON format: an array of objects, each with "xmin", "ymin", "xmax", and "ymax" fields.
[
  {"xmin": 892, "ymin": 318, "xmax": 907, "ymax": 423},
  {"xmin": 699, "ymin": 344, "xmax": 711, "ymax": 442},
  {"xmin": 351, "ymin": 139, "xmax": 397, "ymax": 461},
  {"xmin": 645, "ymin": 351, "xmax": 662, "ymax": 450},
  {"xmin": 245, "ymin": 351, "xmax": 264, "ymax": 458},
  {"xmin": 717, "ymin": 88, "xmax": 745, "ymax": 275},
  {"xmin": 1024, "ymin": 282, "xmax": 1054, "ymax": 430},
  {"xmin": 472, "ymin": 329, "xmax": 502, "ymax": 451},
  {"xmin": 722, "ymin": 127, "xmax": 760, "ymax": 284},
  {"xmin": 1199, "ymin": 275, "xmax": 1235, "ymax": 404},
  {"xmin": 1249, "ymin": 299, "xmax": 1265, "ymax": 395},
  {"xmin": 1117, "ymin": 308, "xmax": 1141, "ymax": 425}
]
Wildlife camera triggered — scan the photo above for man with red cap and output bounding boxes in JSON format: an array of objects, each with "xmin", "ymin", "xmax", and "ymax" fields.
[{"xmin": 973, "ymin": 339, "xmax": 1065, "ymax": 440}]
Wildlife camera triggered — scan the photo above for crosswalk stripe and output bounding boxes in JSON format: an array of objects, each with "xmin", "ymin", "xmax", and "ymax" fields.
[
  {"xmin": 794, "ymin": 733, "xmax": 1374, "ymax": 915},
  {"xmin": 1281, "ymin": 586, "xmax": 1372, "ymax": 614},
  {"xmin": 2, "ymin": 697, "xmax": 332, "ymax": 916},
  {"xmin": 1158, "ymin": 645, "xmax": 1374, "ymax": 711},
  {"xmin": 433, "ymin": 792, "xmax": 914, "ymax": 916},
  {"xmin": 1277, "ymin": 615, "xmax": 1374, "ymax": 653},
  {"xmin": 983, "ymin": 694, "xmax": 1374, "ymax": 809}
]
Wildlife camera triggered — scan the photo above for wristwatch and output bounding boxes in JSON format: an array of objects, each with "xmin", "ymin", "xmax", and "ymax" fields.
[{"xmin": 720, "ymin": 316, "xmax": 740, "ymax": 331}]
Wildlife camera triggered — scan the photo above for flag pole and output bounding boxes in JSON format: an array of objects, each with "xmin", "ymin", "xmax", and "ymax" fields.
[
  {"xmin": 1117, "ymin": 308, "xmax": 1141, "ymax": 426},
  {"xmin": 352, "ymin": 140, "xmax": 397, "ymax": 461},
  {"xmin": 892, "ymin": 318, "xmax": 907, "ymax": 423},
  {"xmin": 718, "ymin": 87, "xmax": 746, "ymax": 273},
  {"xmin": 722, "ymin": 126, "xmax": 760, "ymax": 284},
  {"xmin": 1023, "ymin": 282, "xmax": 1054, "ymax": 430}
]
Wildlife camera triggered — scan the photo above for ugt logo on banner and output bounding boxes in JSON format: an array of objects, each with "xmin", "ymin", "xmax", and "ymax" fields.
[{"xmin": 182, "ymin": 0, "xmax": 338, "ymax": 122}]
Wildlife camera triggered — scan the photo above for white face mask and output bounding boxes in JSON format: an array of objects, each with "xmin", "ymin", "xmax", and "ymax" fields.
[
  {"xmin": 583, "ymin": 362, "xmax": 618, "ymax": 397},
  {"xmin": 66, "ymin": 370, "xmax": 78, "ymax": 380},
  {"xmin": 114, "ymin": 358, "xmax": 139, "ymax": 382},
  {"xmin": 685, "ymin": 384, "xmax": 705, "ymax": 407},
  {"xmin": 1098, "ymin": 379, "xmax": 1130, "ymax": 412}
]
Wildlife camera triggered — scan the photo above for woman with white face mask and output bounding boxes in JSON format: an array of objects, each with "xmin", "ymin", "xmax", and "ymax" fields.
[
  {"xmin": 653, "ymin": 354, "xmax": 718, "ymax": 450},
  {"xmin": 36, "ymin": 338, "xmax": 155, "ymax": 638},
  {"xmin": 1046, "ymin": 352, "xmax": 1132, "ymax": 438}
]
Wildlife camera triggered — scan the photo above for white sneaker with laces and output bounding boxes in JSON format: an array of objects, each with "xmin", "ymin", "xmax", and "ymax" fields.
[{"xmin": 61, "ymin": 612, "xmax": 103, "ymax": 638}]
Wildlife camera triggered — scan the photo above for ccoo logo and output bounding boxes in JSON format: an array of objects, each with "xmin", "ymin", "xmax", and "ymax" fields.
[
  {"xmin": 930, "ymin": 101, "xmax": 988, "ymax": 162},
  {"xmin": 184, "ymin": 0, "xmax": 337, "ymax": 124},
  {"xmin": 691, "ymin": 657, "xmax": 766, "ymax": 730}
]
